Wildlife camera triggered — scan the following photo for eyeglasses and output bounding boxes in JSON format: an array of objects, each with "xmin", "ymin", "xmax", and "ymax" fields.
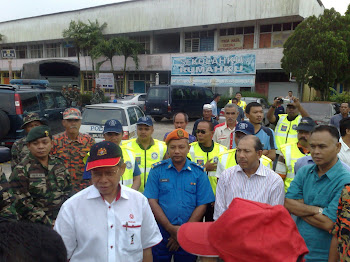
[{"xmin": 196, "ymin": 129, "xmax": 206, "ymax": 134}]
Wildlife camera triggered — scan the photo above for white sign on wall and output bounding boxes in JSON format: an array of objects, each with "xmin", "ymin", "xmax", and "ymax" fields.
[{"xmin": 96, "ymin": 73, "xmax": 114, "ymax": 89}]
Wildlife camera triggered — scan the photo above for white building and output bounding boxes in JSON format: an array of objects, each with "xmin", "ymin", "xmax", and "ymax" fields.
[{"xmin": 0, "ymin": 0, "xmax": 324, "ymax": 100}]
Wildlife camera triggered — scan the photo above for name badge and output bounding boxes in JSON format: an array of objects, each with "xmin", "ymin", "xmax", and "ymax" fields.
[
  {"xmin": 30, "ymin": 173, "xmax": 45, "ymax": 178},
  {"xmin": 55, "ymin": 167, "xmax": 66, "ymax": 175},
  {"xmin": 159, "ymin": 179, "xmax": 169, "ymax": 182}
]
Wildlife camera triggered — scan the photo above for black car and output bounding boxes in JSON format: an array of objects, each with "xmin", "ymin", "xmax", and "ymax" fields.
[
  {"xmin": 0, "ymin": 83, "xmax": 69, "ymax": 149},
  {"xmin": 145, "ymin": 85, "xmax": 214, "ymax": 122}
]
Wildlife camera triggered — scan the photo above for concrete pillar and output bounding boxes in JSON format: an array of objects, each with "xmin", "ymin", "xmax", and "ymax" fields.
[
  {"xmin": 254, "ymin": 21, "xmax": 259, "ymax": 49},
  {"xmin": 180, "ymin": 31, "xmax": 184, "ymax": 53}
]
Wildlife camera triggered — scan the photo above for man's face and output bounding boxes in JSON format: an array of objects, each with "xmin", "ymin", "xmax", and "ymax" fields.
[
  {"xmin": 235, "ymin": 93, "xmax": 242, "ymax": 100},
  {"xmin": 340, "ymin": 103, "xmax": 349, "ymax": 115},
  {"xmin": 104, "ymin": 132, "xmax": 122, "ymax": 145},
  {"xmin": 27, "ymin": 137, "xmax": 52, "ymax": 160},
  {"xmin": 203, "ymin": 109, "xmax": 212, "ymax": 120},
  {"xmin": 91, "ymin": 165, "xmax": 124, "ymax": 199},
  {"xmin": 216, "ymin": 96, "xmax": 221, "ymax": 102},
  {"xmin": 246, "ymin": 106, "xmax": 263, "ymax": 125},
  {"xmin": 232, "ymin": 100, "xmax": 238, "ymax": 105},
  {"xmin": 196, "ymin": 122, "xmax": 213, "ymax": 144},
  {"xmin": 137, "ymin": 124, "xmax": 154, "ymax": 140},
  {"xmin": 62, "ymin": 119, "xmax": 81, "ymax": 136},
  {"xmin": 297, "ymin": 130, "xmax": 311, "ymax": 147},
  {"xmin": 234, "ymin": 131, "xmax": 246, "ymax": 146},
  {"xmin": 286, "ymin": 105, "xmax": 299, "ymax": 118},
  {"xmin": 24, "ymin": 120, "xmax": 42, "ymax": 134},
  {"xmin": 225, "ymin": 107, "xmax": 238, "ymax": 125},
  {"xmin": 168, "ymin": 139, "xmax": 190, "ymax": 165},
  {"xmin": 236, "ymin": 137, "xmax": 261, "ymax": 170},
  {"xmin": 288, "ymin": 91, "xmax": 292, "ymax": 96},
  {"xmin": 309, "ymin": 131, "xmax": 341, "ymax": 168},
  {"xmin": 174, "ymin": 114, "xmax": 187, "ymax": 129}
]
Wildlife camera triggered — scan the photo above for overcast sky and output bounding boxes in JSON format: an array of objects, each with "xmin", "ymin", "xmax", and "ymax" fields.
[{"xmin": 0, "ymin": 0, "xmax": 348, "ymax": 23}]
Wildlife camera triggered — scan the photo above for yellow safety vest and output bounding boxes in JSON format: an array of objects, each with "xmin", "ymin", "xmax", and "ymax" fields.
[
  {"xmin": 188, "ymin": 142, "xmax": 227, "ymax": 195},
  {"xmin": 274, "ymin": 114, "xmax": 302, "ymax": 152},
  {"xmin": 219, "ymin": 149, "xmax": 273, "ymax": 170},
  {"xmin": 83, "ymin": 145, "xmax": 136, "ymax": 188},
  {"xmin": 280, "ymin": 142, "xmax": 307, "ymax": 192},
  {"xmin": 228, "ymin": 99, "xmax": 246, "ymax": 110},
  {"xmin": 125, "ymin": 138, "xmax": 166, "ymax": 193}
]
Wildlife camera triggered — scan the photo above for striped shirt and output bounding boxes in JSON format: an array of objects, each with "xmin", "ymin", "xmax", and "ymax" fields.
[{"xmin": 214, "ymin": 162, "xmax": 285, "ymax": 220}]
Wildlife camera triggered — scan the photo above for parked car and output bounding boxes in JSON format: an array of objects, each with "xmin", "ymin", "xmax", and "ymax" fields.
[
  {"xmin": 145, "ymin": 85, "xmax": 213, "ymax": 122},
  {"xmin": 300, "ymin": 102, "xmax": 339, "ymax": 125},
  {"xmin": 219, "ymin": 97, "xmax": 270, "ymax": 125},
  {"xmin": 80, "ymin": 103, "xmax": 145, "ymax": 142},
  {"xmin": 118, "ymin": 93, "xmax": 147, "ymax": 111},
  {"xmin": 0, "ymin": 83, "xmax": 69, "ymax": 148}
]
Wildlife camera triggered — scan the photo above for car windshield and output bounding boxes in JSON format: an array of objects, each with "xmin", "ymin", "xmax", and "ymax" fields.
[
  {"xmin": 121, "ymin": 95, "xmax": 135, "ymax": 100},
  {"xmin": 148, "ymin": 88, "xmax": 168, "ymax": 100},
  {"xmin": 82, "ymin": 108, "xmax": 127, "ymax": 126},
  {"xmin": 300, "ymin": 103, "xmax": 332, "ymax": 117},
  {"xmin": 243, "ymin": 97, "xmax": 259, "ymax": 104}
]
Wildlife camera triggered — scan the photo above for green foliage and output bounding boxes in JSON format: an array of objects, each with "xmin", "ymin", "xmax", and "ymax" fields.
[
  {"xmin": 329, "ymin": 88, "xmax": 350, "ymax": 104},
  {"xmin": 81, "ymin": 92, "xmax": 108, "ymax": 106},
  {"xmin": 281, "ymin": 8, "xmax": 350, "ymax": 100},
  {"xmin": 217, "ymin": 92, "xmax": 268, "ymax": 108}
]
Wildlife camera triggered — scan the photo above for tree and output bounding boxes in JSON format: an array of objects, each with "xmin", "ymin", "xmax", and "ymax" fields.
[
  {"xmin": 62, "ymin": 20, "xmax": 87, "ymax": 65},
  {"xmin": 281, "ymin": 8, "xmax": 350, "ymax": 100}
]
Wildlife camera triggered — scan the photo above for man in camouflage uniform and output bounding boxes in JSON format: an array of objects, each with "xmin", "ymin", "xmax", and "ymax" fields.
[
  {"xmin": 11, "ymin": 112, "xmax": 46, "ymax": 170},
  {"xmin": 8, "ymin": 125, "xmax": 71, "ymax": 226},
  {"xmin": 90, "ymin": 84, "xmax": 104, "ymax": 104},
  {"xmin": 0, "ymin": 167, "xmax": 17, "ymax": 221},
  {"xmin": 73, "ymin": 86, "xmax": 82, "ymax": 106},
  {"xmin": 61, "ymin": 85, "xmax": 67, "ymax": 99},
  {"xmin": 52, "ymin": 108, "xmax": 95, "ymax": 193}
]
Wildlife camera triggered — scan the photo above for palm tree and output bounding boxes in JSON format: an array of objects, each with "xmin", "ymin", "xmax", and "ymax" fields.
[{"xmin": 62, "ymin": 20, "xmax": 86, "ymax": 65}]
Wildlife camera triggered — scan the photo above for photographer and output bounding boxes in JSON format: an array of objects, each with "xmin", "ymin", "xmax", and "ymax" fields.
[{"xmin": 273, "ymin": 97, "xmax": 285, "ymax": 118}]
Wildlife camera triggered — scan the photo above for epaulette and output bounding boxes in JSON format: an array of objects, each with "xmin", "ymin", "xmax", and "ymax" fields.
[
  {"xmin": 189, "ymin": 161, "xmax": 204, "ymax": 171},
  {"xmin": 151, "ymin": 160, "xmax": 166, "ymax": 169}
]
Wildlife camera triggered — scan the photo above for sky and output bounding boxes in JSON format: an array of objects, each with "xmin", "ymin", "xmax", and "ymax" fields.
[{"xmin": 0, "ymin": 0, "xmax": 349, "ymax": 23}]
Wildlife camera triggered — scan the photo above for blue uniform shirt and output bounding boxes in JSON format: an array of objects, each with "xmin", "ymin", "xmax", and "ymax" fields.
[
  {"xmin": 144, "ymin": 158, "xmax": 215, "ymax": 225},
  {"xmin": 286, "ymin": 160, "xmax": 350, "ymax": 261}
]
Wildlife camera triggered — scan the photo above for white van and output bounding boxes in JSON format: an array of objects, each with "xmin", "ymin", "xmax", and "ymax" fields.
[{"xmin": 80, "ymin": 103, "xmax": 145, "ymax": 142}]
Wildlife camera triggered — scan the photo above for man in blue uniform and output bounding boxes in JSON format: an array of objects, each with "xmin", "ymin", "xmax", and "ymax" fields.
[{"xmin": 144, "ymin": 128, "xmax": 215, "ymax": 262}]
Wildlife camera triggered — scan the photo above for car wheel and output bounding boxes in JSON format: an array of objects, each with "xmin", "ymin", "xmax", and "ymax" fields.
[
  {"xmin": 154, "ymin": 117, "xmax": 162, "ymax": 122},
  {"xmin": 0, "ymin": 110, "xmax": 10, "ymax": 140}
]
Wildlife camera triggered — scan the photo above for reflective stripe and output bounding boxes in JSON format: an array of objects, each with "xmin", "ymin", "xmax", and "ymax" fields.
[
  {"xmin": 120, "ymin": 178, "xmax": 133, "ymax": 186},
  {"xmin": 158, "ymin": 141, "xmax": 165, "ymax": 159},
  {"xmin": 285, "ymin": 145, "xmax": 292, "ymax": 176},
  {"xmin": 208, "ymin": 171, "xmax": 217, "ymax": 177},
  {"xmin": 189, "ymin": 146, "xmax": 195, "ymax": 161},
  {"xmin": 276, "ymin": 133, "xmax": 298, "ymax": 138},
  {"xmin": 221, "ymin": 153, "xmax": 229, "ymax": 169},
  {"xmin": 145, "ymin": 167, "xmax": 151, "ymax": 173}
]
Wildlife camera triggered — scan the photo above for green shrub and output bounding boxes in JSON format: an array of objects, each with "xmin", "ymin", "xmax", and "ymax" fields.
[{"xmin": 329, "ymin": 88, "xmax": 350, "ymax": 104}]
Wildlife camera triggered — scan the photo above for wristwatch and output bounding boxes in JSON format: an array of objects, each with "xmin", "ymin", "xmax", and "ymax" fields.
[{"xmin": 318, "ymin": 207, "xmax": 324, "ymax": 214}]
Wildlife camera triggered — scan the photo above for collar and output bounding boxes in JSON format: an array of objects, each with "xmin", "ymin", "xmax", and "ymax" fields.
[
  {"xmin": 340, "ymin": 137, "xmax": 350, "ymax": 151},
  {"xmin": 166, "ymin": 158, "xmax": 193, "ymax": 172},
  {"xmin": 311, "ymin": 159, "xmax": 342, "ymax": 180},
  {"xmin": 237, "ymin": 161, "xmax": 266, "ymax": 177},
  {"xmin": 136, "ymin": 137, "xmax": 155, "ymax": 150},
  {"xmin": 224, "ymin": 121, "xmax": 237, "ymax": 131},
  {"xmin": 199, "ymin": 141, "xmax": 214, "ymax": 152},
  {"xmin": 64, "ymin": 131, "xmax": 84, "ymax": 144},
  {"xmin": 297, "ymin": 143, "xmax": 310, "ymax": 154},
  {"xmin": 87, "ymin": 184, "xmax": 129, "ymax": 201}
]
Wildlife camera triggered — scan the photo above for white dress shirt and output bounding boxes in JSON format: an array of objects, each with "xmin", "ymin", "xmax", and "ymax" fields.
[
  {"xmin": 54, "ymin": 185, "xmax": 162, "ymax": 262},
  {"xmin": 214, "ymin": 162, "xmax": 285, "ymax": 220},
  {"xmin": 339, "ymin": 137, "xmax": 350, "ymax": 167}
]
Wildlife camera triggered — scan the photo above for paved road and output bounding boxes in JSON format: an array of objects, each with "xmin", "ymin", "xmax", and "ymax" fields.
[{"xmin": 0, "ymin": 119, "xmax": 196, "ymax": 177}]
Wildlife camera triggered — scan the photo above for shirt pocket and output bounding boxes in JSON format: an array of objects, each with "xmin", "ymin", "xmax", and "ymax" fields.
[
  {"xmin": 183, "ymin": 182, "xmax": 197, "ymax": 209},
  {"xmin": 159, "ymin": 182, "xmax": 173, "ymax": 194},
  {"xmin": 119, "ymin": 221, "xmax": 143, "ymax": 253}
]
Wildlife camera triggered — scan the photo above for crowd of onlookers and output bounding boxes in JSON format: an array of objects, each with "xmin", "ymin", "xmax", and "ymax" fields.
[{"xmin": 0, "ymin": 90, "xmax": 350, "ymax": 262}]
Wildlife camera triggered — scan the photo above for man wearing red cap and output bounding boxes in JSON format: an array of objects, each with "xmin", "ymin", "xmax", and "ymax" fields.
[
  {"xmin": 144, "ymin": 129, "xmax": 215, "ymax": 262},
  {"xmin": 177, "ymin": 198, "xmax": 309, "ymax": 262},
  {"xmin": 54, "ymin": 141, "xmax": 162, "ymax": 262}
]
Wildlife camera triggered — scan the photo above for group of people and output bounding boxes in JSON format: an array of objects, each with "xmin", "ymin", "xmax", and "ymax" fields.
[
  {"xmin": 61, "ymin": 84, "xmax": 105, "ymax": 106},
  {"xmin": 0, "ymin": 90, "xmax": 350, "ymax": 262}
]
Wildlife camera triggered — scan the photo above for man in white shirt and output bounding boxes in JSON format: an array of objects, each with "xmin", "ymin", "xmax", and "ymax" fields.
[
  {"xmin": 54, "ymin": 141, "xmax": 162, "ymax": 262},
  {"xmin": 213, "ymin": 103, "xmax": 239, "ymax": 149},
  {"xmin": 338, "ymin": 117, "xmax": 350, "ymax": 166},
  {"xmin": 214, "ymin": 135, "xmax": 284, "ymax": 220},
  {"xmin": 210, "ymin": 94, "xmax": 220, "ymax": 121}
]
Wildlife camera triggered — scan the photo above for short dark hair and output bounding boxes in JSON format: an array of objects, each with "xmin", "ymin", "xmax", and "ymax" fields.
[
  {"xmin": 197, "ymin": 120, "xmax": 214, "ymax": 131},
  {"xmin": 288, "ymin": 91, "xmax": 293, "ymax": 93},
  {"xmin": 0, "ymin": 221, "xmax": 67, "ymax": 262},
  {"xmin": 311, "ymin": 125, "xmax": 340, "ymax": 141},
  {"xmin": 173, "ymin": 112, "xmax": 189, "ymax": 123},
  {"xmin": 235, "ymin": 92, "xmax": 242, "ymax": 95},
  {"xmin": 232, "ymin": 98, "xmax": 238, "ymax": 102},
  {"xmin": 245, "ymin": 102, "xmax": 262, "ymax": 114},
  {"xmin": 339, "ymin": 117, "xmax": 350, "ymax": 137},
  {"xmin": 238, "ymin": 135, "xmax": 263, "ymax": 151},
  {"xmin": 213, "ymin": 93, "xmax": 220, "ymax": 99}
]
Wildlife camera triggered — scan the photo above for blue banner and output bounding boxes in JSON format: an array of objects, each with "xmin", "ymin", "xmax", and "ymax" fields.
[
  {"xmin": 170, "ymin": 75, "xmax": 255, "ymax": 87},
  {"xmin": 171, "ymin": 54, "xmax": 256, "ymax": 76}
]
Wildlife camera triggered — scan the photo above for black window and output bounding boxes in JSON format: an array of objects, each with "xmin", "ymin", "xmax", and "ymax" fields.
[
  {"xmin": 127, "ymin": 107, "xmax": 137, "ymax": 125},
  {"xmin": 40, "ymin": 93, "xmax": 55, "ymax": 109},
  {"xmin": 21, "ymin": 93, "xmax": 40, "ymax": 113},
  {"xmin": 55, "ymin": 93, "xmax": 68, "ymax": 108}
]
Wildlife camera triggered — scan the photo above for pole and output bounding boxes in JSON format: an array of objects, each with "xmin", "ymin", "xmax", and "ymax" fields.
[{"xmin": 8, "ymin": 60, "xmax": 13, "ymax": 81}]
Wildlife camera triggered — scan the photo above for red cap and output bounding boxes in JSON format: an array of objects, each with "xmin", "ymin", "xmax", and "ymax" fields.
[{"xmin": 178, "ymin": 198, "xmax": 308, "ymax": 261}]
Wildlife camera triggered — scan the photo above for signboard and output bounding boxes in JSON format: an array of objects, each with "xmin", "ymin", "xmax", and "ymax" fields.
[
  {"xmin": 271, "ymin": 32, "xmax": 292, "ymax": 48},
  {"xmin": 171, "ymin": 75, "xmax": 255, "ymax": 87},
  {"xmin": 172, "ymin": 54, "xmax": 256, "ymax": 76},
  {"xmin": 218, "ymin": 35, "xmax": 244, "ymax": 51},
  {"xmin": 1, "ymin": 49, "xmax": 16, "ymax": 59},
  {"xmin": 96, "ymin": 73, "xmax": 114, "ymax": 89}
]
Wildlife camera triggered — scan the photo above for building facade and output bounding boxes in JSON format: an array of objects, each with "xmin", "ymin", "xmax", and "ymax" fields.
[{"xmin": 0, "ymin": 0, "xmax": 324, "ymax": 100}]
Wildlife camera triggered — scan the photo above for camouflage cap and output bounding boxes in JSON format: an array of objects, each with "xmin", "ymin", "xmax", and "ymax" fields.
[
  {"xmin": 26, "ymin": 125, "xmax": 52, "ymax": 143},
  {"xmin": 21, "ymin": 112, "xmax": 46, "ymax": 129},
  {"xmin": 63, "ymin": 108, "xmax": 82, "ymax": 120}
]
